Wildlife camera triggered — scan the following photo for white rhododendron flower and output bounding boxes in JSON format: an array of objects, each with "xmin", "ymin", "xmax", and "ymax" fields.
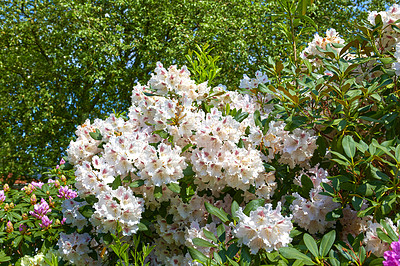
[
  {"xmin": 90, "ymin": 186, "xmax": 145, "ymax": 236},
  {"xmin": 61, "ymin": 199, "xmax": 88, "ymax": 230},
  {"xmin": 339, "ymin": 205, "xmax": 371, "ymax": 241},
  {"xmin": 233, "ymin": 202, "xmax": 293, "ymax": 254},
  {"xmin": 301, "ymin": 28, "xmax": 345, "ymax": 67},
  {"xmin": 239, "ymin": 71, "xmax": 269, "ymax": 90},
  {"xmin": 290, "ymin": 166, "xmax": 340, "ymax": 234},
  {"xmin": 363, "ymin": 218, "xmax": 398, "ymax": 257},
  {"xmin": 58, "ymin": 232, "xmax": 99, "ymax": 265}
]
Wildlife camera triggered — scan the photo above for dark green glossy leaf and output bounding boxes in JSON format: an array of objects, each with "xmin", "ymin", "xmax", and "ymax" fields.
[{"xmin": 319, "ymin": 230, "xmax": 336, "ymax": 257}]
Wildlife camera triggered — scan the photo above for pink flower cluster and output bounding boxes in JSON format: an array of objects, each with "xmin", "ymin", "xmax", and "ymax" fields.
[
  {"xmin": 58, "ymin": 185, "xmax": 78, "ymax": 199},
  {"xmin": 29, "ymin": 198, "xmax": 53, "ymax": 229},
  {"xmin": 384, "ymin": 237, "xmax": 400, "ymax": 266}
]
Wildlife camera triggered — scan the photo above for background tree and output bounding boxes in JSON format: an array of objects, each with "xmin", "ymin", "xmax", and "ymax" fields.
[{"xmin": 0, "ymin": 0, "xmax": 395, "ymax": 183}]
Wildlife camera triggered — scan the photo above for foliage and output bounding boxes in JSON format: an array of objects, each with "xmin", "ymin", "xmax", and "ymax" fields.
[
  {"xmin": 0, "ymin": 0, "xmax": 397, "ymax": 183},
  {"xmin": 3, "ymin": 1, "xmax": 400, "ymax": 266},
  {"xmin": 0, "ymin": 163, "xmax": 75, "ymax": 265}
]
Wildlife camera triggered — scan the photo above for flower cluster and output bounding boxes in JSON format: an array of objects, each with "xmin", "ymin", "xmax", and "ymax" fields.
[
  {"xmin": 57, "ymin": 232, "xmax": 100, "ymax": 266},
  {"xmin": 90, "ymin": 186, "xmax": 145, "ymax": 236},
  {"xmin": 30, "ymin": 198, "xmax": 51, "ymax": 219},
  {"xmin": 368, "ymin": 4, "xmax": 400, "ymax": 53},
  {"xmin": 290, "ymin": 166, "xmax": 340, "ymax": 234},
  {"xmin": 363, "ymin": 218, "xmax": 398, "ymax": 257},
  {"xmin": 233, "ymin": 203, "xmax": 293, "ymax": 254},
  {"xmin": 239, "ymin": 71, "xmax": 269, "ymax": 90},
  {"xmin": 301, "ymin": 28, "xmax": 345, "ymax": 67},
  {"xmin": 61, "ymin": 199, "xmax": 88, "ymax": 230},
  {"xmin": 58, "ymin": 185, "xmax": 78, "ymax": 199},
  {"xmin": 384, "ymin": 237, "xmax": 400, "ymax": 266},
  {"xmin": 63, "ymin": 61, "xmax": 320, "ymax": 263}
]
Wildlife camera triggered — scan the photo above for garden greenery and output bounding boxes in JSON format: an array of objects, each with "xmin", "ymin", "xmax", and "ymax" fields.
[{"xmin": 2, "ymin": 1, "xmax": 400, "ymax": 266}]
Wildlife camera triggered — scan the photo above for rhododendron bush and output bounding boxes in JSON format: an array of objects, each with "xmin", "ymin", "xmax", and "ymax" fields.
[{"xmin": 3, "ymin": 2, "xmax": 400, "ymax": 266}]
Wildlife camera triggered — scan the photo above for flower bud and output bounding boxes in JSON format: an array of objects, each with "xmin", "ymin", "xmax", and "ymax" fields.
[
  {"xmin": 9, "ymin": 202, "xmax": 14, "ymax": 209},
  {"xmin": 6, "ymin": 221, "xmax": 13, "ymax": 233},
  {"xmin": 48, "ymin": 196, "xmax": 55, "ymax": 208},
  {"xmin": 30, "ymin": 194, "xmax": 37, "ymax": 205},
  {"xmin": 3, "ymin": 184, "xmax": 9, "ymax": 193},
  {"xmin": 19, "ymin": 223, "xmax": 27, "ymax": 233},
  {"xmin": 54, "ymin": 180, "xmax": 61, "ymax": 188},
  {"xmin": 24, "ymin": 185, "xmax": 32, "ymax": 195},
  {"xmin": 4, "ymin": 203, "xmax": 9, "ymax": 211},
  {"xmin": 61, "ymin": 175, "xmax": 67, "ymax": 183},
  {"xmin": 22, "ymin": 213, "xmax": 28, "ymax": 220}
]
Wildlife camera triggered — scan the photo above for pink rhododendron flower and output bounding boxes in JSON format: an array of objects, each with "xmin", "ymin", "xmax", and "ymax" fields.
[
  {"xmin": 384, "ymin": 237, "xmax": 400, "ymax": 266},
  {"xmin": 29, "ymin": 198, "xmax": 51, "ymax": 219}
]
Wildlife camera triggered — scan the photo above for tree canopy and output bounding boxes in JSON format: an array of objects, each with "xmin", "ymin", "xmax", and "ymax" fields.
[{"xmin": 0, "ymin": 0, "xmax": 395, "ymax": 182}]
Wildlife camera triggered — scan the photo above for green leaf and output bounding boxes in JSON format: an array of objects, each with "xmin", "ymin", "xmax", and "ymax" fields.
[
  {"xmin": 342, "ymin": 135, "xmax": 356, "ymax": 159},
  {"xmin": 192, "ymin": 237, "xmax": 217, "ymax": 248},
  {"xmin": 369, "ymin": 258, "xmax": 384, "ymax": 266},
  {"xmin": 319, "ymin": 230, "xmax": 336, "ymax": 257},
  {"xmin": 214, "ymin": 252, "xmax": 223, "ymax": 264},
  {"xmin": 231, "ymin": 200, "xmax": 239, "ymax": 218},
  {"xmin": 357, "ymin": 206, "xmax": 375, "ymax": 217},
  {"xmin": 358, "ymin": 246, "xmax": 366, "ymax": 263},
  {"xmin": 328, "ymin": 249, "xmax": 340, "ymax": 266},
  {"xmin": 351, "ymin": 196, "xmax": 363, "ymax": 211},
  {"xmin": 325, "ymin": 208, "xmax": 342, "ymax": 221},
  {"xmin": 337, "ymin": 119, "xmax": 347, "ymax": 131},
  {"xmin": 166, "ymin": 182, "xmax": 180, "ymax": 193},
  {"xmin": 103, "ymin": 233, "xmax": 113, "ymax": 245},
  {"xmin": 138, "ymin": 222, "xmax": 148, "ymax": 231},
  {"xmin": 284, "ymin": 116, "xmax": 308, "ymax": 131},
  {"xmin": 154, "ymin": 130, "xmax": 169, "ymax": 139},
  {"xmin": 395, "ymin": 144, "xmax": 400, "ymax": 163},
  {"xmin": 380, "ymin": 219, "xmax": 398, "ymax": 242},
  {"xmin": 234, "ymin": 110, "xmax": 249, "ymax": 123},
  {"xmin": 109, "ymin": 175, "xmax": 122, "ymax": 190},
  {"xmin": 226, "ymin": 243, "xmax": 240, "ymax": 259},
  {"xmin": 303, "ymin": 233, "xmax": 319, "ymax": 258},
  {"xmin": 240, "ymin": 246, "xmax": 251, "ymax": 266},
  {"xmin": 183, "ymin": 165, "xmax": 196, "ymax": 177},
  {"xmin": 253, "ymin": 110, "xmax": 263, "ymax": 129},
  {"xmin": 78, "ymin": 205, "xmax": 95, "ymax": 219},
  {"xmin": 13, "ymin": 235, "xmax": 23, "ymax": 248},
  {"xmin": 376, "ymin": 228, "xmax": 392, "ymax": 243},
  {"xmin": 279, "ymin": 247, "xmax": 315, "ymax": 265},
  {"xmin": 154, "ymin": 186, "xmax": 163, "ymax": 199},
  {"xmin": 243, "ymin": 199, "xmax": 265, "ymax": 216},
  {"xmin": 130, "ymin": 179, "xmax": 145, "ymax": 188},
  {"xmin": 237, "ymin": 138, "xmax": 245, "ymax": 148},
  {"xmin": 0, "ymin": 250, "xmax": 11, "ymax": 263},
  {"xmin": 84, "ymin": 194, "xmax": 99, "ymax": 205},
  {"xmin": 217, "ymin": 224, "xmax": 226, "ymax": 243},
  {"xmin": 181, "ymin": 143, "xmax": 194, "ymax": 153},
  {"xmin": 301, "ymin": 174, "xmax": 314, "ymax": 198},
  {"xmin": 330, "ymin": 151, "xmax": 350, "ymax": 163},
  {"xmin": 205, "ymin": 202, "xmax": 229, "ymax": 223},
  {"xmin": 226, "ymin": 257, "xmax": 240, "ymax": 266},
  {"xmin": 188, "ymin": 247, "xmax": 208, "ymax": 263},
  {"xmin": 203, "ymin": 229, "xmax": 218, "ymax": 243},
  {"xmin": 89, "ymin": 129, "xmax": 103, "ymax": 140}
]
